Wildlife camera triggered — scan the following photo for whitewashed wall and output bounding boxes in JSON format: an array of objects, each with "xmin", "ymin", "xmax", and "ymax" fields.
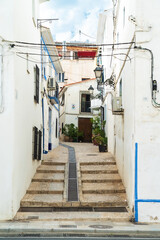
[
  {"xmin": 60, "ymin": 59, "xmax": 96, "ymax": 85},
  {"xmin": 59, "ymin": 80, "xmax": 99, "ymax": 132},
  {"xmin": 102, "ymin": 0, "xmax": 160, "ymax": 222},
  {"xmin": 0, "ymin": 0, "xmax": 43, "ymax": 220}
]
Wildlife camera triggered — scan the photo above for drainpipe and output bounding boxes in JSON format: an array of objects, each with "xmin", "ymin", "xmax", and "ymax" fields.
[
  {"xmin": 134, "ymin": 46, "xmax": 160, "ymax": 108},
  {"xmin": 0, "ymin": 44, "xmax": 4, "ymax": 113}
]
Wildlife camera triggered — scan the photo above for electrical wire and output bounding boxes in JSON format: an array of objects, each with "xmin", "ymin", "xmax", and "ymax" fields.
[
  {"xmin": 79, "ymin": 30, "xmax": 96, "ymax": 39},
  {"xmin": 16, "ymin": 54, "xmax": 61, "ymax": 64},
  {"xmin": 4, "ymin": 39, "xmax": 135, "ymax": 48},
  {"xmin": 15, "ymin": 51, "xmax": 132, "ymax": 61}
]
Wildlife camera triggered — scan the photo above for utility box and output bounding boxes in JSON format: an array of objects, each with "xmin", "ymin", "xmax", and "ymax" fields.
[{"xmin": 112, "ymin": 97, "xmax": 124, "ymax": 115}]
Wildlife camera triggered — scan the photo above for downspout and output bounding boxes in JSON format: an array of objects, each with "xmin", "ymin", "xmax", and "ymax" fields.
[
  {"xmin": 0, "ymin": 44, "xmax": 4, "ymax": 113},
  {"xmin": 134, "ymin": 46, "xmax": 160, "ymax": 107}
]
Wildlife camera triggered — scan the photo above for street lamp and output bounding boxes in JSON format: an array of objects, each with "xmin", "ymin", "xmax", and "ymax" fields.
[
  {"xmin": 94, "ymin": 65, "xmax": 103, "ymax": 82},
  {"xmin": 88, "ymin": 85, "xmax": 94, "ymax": 95}
]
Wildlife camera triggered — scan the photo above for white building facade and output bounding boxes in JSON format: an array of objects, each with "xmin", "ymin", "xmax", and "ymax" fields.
[
  {"xmin": 59, "ymin": 79, "xmax": 100, "ymax": 142},
  {"xmin": 0, "ymin": 0, "xmax": 61, "ymax": 220},
  {"xmin": 98, "ymin": 0, "xmax": 160, "ymax": 222}
]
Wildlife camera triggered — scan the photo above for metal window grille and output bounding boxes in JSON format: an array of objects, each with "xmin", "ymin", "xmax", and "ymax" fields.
[
  {"xmin": 34, "ymin": 65, "xmax": 39, "ymax": 104},
  {"xmin": 33, "ymin": 126, "xmax": 38, "ymax": 159},
  {"xmin": 56, "ymin": 118, "xmax": 58, "ymax": 138},
  {"xmin": 38, "ymin": 130, "xmax": 42, "ymax": 160}
]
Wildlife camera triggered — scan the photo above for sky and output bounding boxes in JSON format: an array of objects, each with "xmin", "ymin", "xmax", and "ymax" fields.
[{"xmin": 40, "ymin": 0, "xmax": 112, "ymax": 43}]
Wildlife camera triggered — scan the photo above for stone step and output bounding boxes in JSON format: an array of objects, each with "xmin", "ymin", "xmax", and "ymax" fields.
[
  {"xmin": 81, "ymin": 174, "xmax": 122, "ymax": 183},
  {"xmin": 32, "ymin": 173, "xmax": 64, "ymax": 183},
  {"xmin": 26, "ymin": 182, "xmax": 64, "ymax": 194},
  {"xmin": 37, "ymin": 165, "xmax": 65, "ymax": 174},
  {"xmin": 81, "ymin": 193, "xmax": 127, "ymax": 207},
  {"xmin": 41, "ymin": 161, "xmax": 65, "ymax": 166},
  {"xmin": 82, "ymin": 182, "xmax": 125, "ymax": 194},
  {"xmin": 80, "ymin": 161, "xmax": 116, "ymax": 166},
  {"xmin": 81, "ymin": 170, "xmax": 118, "ymax": 174},
  {"xmin": 21, "ymin": 194, "xmax": 64, "ymax": 207},
  {"xmin": 14, "ymin": 211, "xmax": 131, "ymax": 222},
  {"xmin": 80, "ymin": 165, "xmax": 118, "ymax": 171}
]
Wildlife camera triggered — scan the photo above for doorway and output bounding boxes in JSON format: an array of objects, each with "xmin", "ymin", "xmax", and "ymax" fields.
[{"xmin": 78, "ymin": 118, "xmax": 92, "ymax": 142}]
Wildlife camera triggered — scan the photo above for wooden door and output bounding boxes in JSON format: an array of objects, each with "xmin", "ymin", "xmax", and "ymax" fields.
[{"xmin": 78, "ymin": 118, "xmax": 92, "ymax": 142}]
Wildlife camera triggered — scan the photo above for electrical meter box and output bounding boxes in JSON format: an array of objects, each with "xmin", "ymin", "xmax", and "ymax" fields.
[{"xmin": 112, "ymin": 97, "xmax": 123, "ymax": 114}]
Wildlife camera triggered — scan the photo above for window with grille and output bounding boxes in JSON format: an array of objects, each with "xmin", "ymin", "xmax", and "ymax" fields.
[
  {"xmin": 33, "ymin": 127, "xmax": 42, "ymax": 160},
  {"xmin": 81, "ymin": 94, "xmax": 91, "ymax": 113},
  {"xmin": 34, "ymin": 65, "xmax": 39, "ymax": 104}
]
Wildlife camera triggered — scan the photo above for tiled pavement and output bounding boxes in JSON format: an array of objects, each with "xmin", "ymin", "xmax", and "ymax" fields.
[{"xmin": 14, "ymin": 142, "xmax": 132, "ymax": 222}]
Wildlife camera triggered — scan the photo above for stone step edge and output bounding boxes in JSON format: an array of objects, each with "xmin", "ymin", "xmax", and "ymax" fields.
[
  {"xmin": 26, "ymin": 190, "xmax": 64, "ymax": 194},
  {"xmin": 32, "ymin": 179, "xmax": 64, "ymax": 183},
  {"xmin": 80, "ymin": 162, "xmax": 116, "ymax": 166},
  {"xmin": 82, "ymin": 189, "xmax": 126, "ymax": 194},
  {"xmin": 37, "ymin": 170, "xmax": 65, "ymax": 173},
  {"xmin": 20, "ymin": 202, "xmax": 128, "ymax": 208},
  {"xmin": 41, "ymin": 162, "xmax": 65, "ymax": 166},
  {"xmin": 15, "ymin": 216, "xmax": 131, "ymax": 222},
  {"xmin": 81, "ymin": 179, "xmax": 122, "ymax": 183},
  {"xmin": 81, "ymin": 170, "xmax": 118, "ymax": 174}
]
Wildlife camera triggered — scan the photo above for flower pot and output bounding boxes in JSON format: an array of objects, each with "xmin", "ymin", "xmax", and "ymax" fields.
[
  {"xmin": 64, "ymin": 136, "xmax": 70, "ymax": 142},
  {"xmin": 99, "ymin": 145, "xmax": 107, "ymax": 152}
]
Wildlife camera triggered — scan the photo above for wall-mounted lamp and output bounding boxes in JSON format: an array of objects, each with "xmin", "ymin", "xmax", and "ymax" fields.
[
  {"xmin": 94, "ymin": 65, "xmax": 103, "ymax": 83},
  {"xmin": 88, "ymin": 85, "xmax": 94, "ymax": 95}
]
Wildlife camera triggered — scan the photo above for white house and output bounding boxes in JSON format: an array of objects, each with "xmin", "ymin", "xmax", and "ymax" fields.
[
  {"xmin": 0, "ymin": 0, "xmax": 61, "ymax": 220},
  {"xmin": 41, "ymin": 27, "xmax": 63, "ymax": 152},
  {"xmin": 59, "ymin": 79, "xmax": 100, "ymax": 142},
  {"xmin": 97, "ymin": 0, "xmax": 160, "ymax": 222},
  {"xmin": 56, "ymin": 43, "xmax": 97, "ymax": 89}
]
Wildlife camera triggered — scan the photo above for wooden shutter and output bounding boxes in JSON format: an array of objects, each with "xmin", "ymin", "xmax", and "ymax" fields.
[
  {"xmin": 37, "ymin": 130, "xmax": 42, "ymax": 160},
  {"xmin": 33, "ymin": 126, "xmax": 38, "ymax": 159},
  {"xmin": 34, "ymin": 65, "xmax": 39, "ymax": 103}
]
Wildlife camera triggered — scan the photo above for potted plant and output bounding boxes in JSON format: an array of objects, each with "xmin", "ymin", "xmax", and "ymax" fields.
[
  {"xmin": 62, "ymin": 123, "xmax": 83, "ymax": 142},
  {"xmin": 91, "ymin": 116, "xmax": 108, "ymax": 152}
]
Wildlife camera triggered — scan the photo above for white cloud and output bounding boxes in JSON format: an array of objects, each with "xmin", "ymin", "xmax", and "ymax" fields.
[{"xmin": 40, "ymin": 0, "xmax": 112, "ymax": 42}]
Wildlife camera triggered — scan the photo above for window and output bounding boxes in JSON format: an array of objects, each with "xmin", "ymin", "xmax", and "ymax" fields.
[
  {"xmin": 81, "ymin": 94, "xmax": 91, "ymax": 113},
  {"xmin": 62, "ymin": 123, "xmax": 64, "ymax": 134},
  {"xmin": 33, "ymin": 127, "xmax": 42, "ymax": 160},
  {"xmin": 82, "ymin": 78, "xmax": 90, "ymax": 81},
  {"xmin": 55, "ymin": 118, "xmax": 58, "ymax": 138},
  {"xmin": 34, "ymin": 65, "xmax": 39, "ymax": 104},
  {"xmin": 58, "ymin": 72, "xmax": 65, "ymax": 82}
]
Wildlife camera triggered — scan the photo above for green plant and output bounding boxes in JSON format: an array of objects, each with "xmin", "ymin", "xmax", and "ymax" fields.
[
  {"xmin": 94, "ymin": 135, "xmax": 107, "ymax": 146},
  {"xmin": 91, "ymin": 116, "xmax": 107, "ymax": 146},
  {"xmin": 63, "ymin": 123, "xmax": 83, "ymax": 142}
]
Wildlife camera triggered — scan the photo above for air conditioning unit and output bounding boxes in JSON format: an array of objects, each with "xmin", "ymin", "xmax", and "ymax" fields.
[
  {"xmin": 47, "ymin": 77, "xmax": 56, "ymax": 90},
  {"xmin": 112, "ymin": 97, "xmax": 124, "ymax": 115}
]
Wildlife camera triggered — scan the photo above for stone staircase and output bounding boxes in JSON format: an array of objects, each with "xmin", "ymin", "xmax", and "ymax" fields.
[{"xmin": 15, "ymin": 143, "xmax": 131, "ymax": 222}]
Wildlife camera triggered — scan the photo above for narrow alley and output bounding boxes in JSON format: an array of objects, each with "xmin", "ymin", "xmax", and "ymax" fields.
[{"xmin": 14, "ymin": 143, "xmax": 131, "ymax": 223}]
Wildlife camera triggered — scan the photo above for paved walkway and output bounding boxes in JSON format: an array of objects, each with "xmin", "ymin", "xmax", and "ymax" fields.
[{"xmin": 14, "ymin": 142, "xmax": 131, "ymax": 222}]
